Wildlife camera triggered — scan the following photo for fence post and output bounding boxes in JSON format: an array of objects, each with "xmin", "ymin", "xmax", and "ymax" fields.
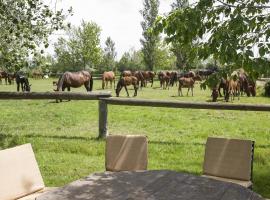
[{"xmin": 98, "ymin": 100, "xmax": 108, "ymax": 138}]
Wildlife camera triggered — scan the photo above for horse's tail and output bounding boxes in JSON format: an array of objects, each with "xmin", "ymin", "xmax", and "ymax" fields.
[
  {"xmin": 89, "ymin": 74, "xmax": 93, "ymax": 91},
  {"xmin": 56, "ymin": 74, "xmax": 65, "ymax": 91}
]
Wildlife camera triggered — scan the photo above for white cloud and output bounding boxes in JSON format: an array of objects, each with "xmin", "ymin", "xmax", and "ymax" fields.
[{"xmin": 46, "ymin": 0, "xmax": 174, "ymax": 60}]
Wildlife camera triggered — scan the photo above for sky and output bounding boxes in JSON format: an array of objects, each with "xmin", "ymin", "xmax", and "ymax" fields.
[{"xmin": 46, "ymin": 0, "xmax": 174, "ymax": 60}]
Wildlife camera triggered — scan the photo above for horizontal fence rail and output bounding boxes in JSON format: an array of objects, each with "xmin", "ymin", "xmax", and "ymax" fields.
[
  {"xmin": 100, "ymin": 98, "xmax": 270, "ymax": 112},
  {"xmin": 0, "ymin": 92, "xmax": 112, "ymax": 100}
]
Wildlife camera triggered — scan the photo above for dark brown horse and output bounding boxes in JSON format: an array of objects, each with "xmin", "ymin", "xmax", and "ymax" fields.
[
  {"xmin": 178, "ymin": 75, "xmax": 202, "ymax": 96},
  {"xmin": 142, "ymin": 71, "xmax": 155, "ymax": 87},
  {"xmin": 0, "ymin": 70, "xmax": 8, "ymax": 84},
  {"xmin": 121, "ymin": 70, "xmax": 132, "ymax": 77},
  {"xmin": 55, "ymin": 71, "xmax": 93, "ymax": 92},
  {"xmin": 102, "ymin": 71, "xmax": 115, "ymax": 89},
  {"xmin": 115, "ymin": 76, "xmax": 138, "ymax": 97},
  {"xmin": 133, "ymin": 71, "xmax": 145, "ymax": 88}
]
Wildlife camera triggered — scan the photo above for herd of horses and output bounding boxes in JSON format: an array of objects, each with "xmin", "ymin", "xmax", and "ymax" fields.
[{"xmin": 0, "ymin": 68, "xmax": 256, "ymax": 102}]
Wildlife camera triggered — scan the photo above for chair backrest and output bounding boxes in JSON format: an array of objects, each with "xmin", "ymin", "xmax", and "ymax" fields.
[
  {"xmin": 203, "ymin": 137, "xmax": 254, "ymax": 181},
  {"xmin": 105, "ymin": 135, "xmax": 148, "ymax": 172},
  {"xmin": 0, "ymin": 144, "xmax": 45, "ymax": 200}
]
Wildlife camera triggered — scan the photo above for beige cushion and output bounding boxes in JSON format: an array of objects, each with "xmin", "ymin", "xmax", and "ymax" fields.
[
  {"xmin": 0, "ymin": 144, "xmax": 45, "ymax": 200},
  {"xmin": 202, "ymin": 175, "xmax": 252, "ymax": 188},
  {"xmin": 105, "ymin": 135, "xmax": 148, "ymax": 171},
  {"xmin": 203, "ymin": 137, "xmax": 254, "ymax": 181},
  {"xmin": 17, "ymin": 187, "xmax": 57, "ymax": 200}
]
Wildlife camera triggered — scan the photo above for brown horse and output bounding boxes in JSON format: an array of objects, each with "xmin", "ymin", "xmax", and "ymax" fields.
[
  {"xmin": 158, "ymin": 71, "xmax": 170, "ymax": 89},
  {"xmin": 178, "ymin": 75, "xmax": 202, "ymax": 96},
  {"xmin": 102, "ymin": 71, "xmax": 115, "ymax": 89},
  {"xmin": 115, "ymin": 76, "xmax": 138, "ymax": 97},
  {"xmin": 0, "ymin": 70, "xmax": 8, "ymax": 84},
  {"xmin": 225, "ymin": 79, "xmax": 240, "ymax": 102},
  {"xmin": 142, "ymin": 71, "xmax": 155, "ymax": 87},
  {"xmin": 55, "ymin": 71, "xmax": 93, "ymax": 92},
  {"xmin": 121, "ymin": 70, "xmax": 132, "ymax": 77},
  {"xmin": 133, "ymin": 71, "xmax": 145, "ymax": 88}
]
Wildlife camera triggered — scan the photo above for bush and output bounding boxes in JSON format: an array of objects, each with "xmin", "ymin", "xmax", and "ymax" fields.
[{"xmin": 264, "ymin": 81, "xmax": 270, "ymax": 96}]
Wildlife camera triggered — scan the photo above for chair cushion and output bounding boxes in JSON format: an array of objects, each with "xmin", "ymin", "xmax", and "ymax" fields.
[
  {"xmin": 203, "ymin": 137, "xmax": 253, "ymax": 181},
  {"xmin": 105, "ymin": 135, "xmax": 148, "ymax": 171},
  {"xmin": 17, "ymin": 187, "xmax": 57, "ymax": 200},
  {"xmin": 202, "ymin": 175, "xmax": 252, "ymax": 188},
  {"xmin": 0, "ymin": 144, "xmax": 45, "ymax": 200}
]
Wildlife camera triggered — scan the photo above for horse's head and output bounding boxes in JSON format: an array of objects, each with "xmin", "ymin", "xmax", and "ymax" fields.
[{"xmin": 25, "ymin": 84, "xmax": 31, "ymax": 92}]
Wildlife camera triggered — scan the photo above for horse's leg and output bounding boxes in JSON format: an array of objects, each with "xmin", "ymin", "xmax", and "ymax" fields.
[
  {"xmin": 187, "ymin": 88, "xmax": 189, "ymax": 96},
  {"xmin": 151, "ymin": 78, "xmax": 153, "ymax": 87},
  {"xmin": 178, "ymin": 84, "xmax": 180, "ymax": 96},
  {"xmin": 133, "ymin": 84, "xmax": 137, "ymax": 97},
  {"xmin": 17, "ymin": 83, "xmax": 20, "ymax": 92},
  {"xmin": 192, "ymin": 86, "xmax": 194, "ymax": 96},
  {"xmin": 124, "ymin": 85, "xmax": 129, "ymax": 97}
]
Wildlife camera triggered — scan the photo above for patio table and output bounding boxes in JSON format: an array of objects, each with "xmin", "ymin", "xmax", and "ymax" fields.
[{"xmin": 36, "ymin": 170, "xmax": 264, "ymax": 200}]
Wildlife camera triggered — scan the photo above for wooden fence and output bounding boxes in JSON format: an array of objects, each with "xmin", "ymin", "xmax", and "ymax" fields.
[{"xmin": 0, "ymin": 92, "xmax": 270, "ymax": 138}]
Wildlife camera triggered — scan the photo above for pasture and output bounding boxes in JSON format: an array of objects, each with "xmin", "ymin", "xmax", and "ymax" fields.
[{"xmin": 0, "ymin": 78, "xmax": 270, "ymax": 198}]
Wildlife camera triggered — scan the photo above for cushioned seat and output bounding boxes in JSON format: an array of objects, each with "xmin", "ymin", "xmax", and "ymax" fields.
[
  {"xmin": 202, "ymin": 137, "xmax": 254, "ymax": 188},
  {"xmin": 202, "ymin": 175, "xmax": 252, "ymax": 188},
  {"xmin": 0, "ymin": 144, "xmax": 54, "ymax": 200},
  {"xmin": 105, "ymin": 135, "xmax": 148, "ymax": 172}
]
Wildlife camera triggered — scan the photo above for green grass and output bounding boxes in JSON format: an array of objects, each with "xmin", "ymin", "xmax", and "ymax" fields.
[{"xmin": 0, "ymin": 78, "xmax": 270, "ymax": 197}]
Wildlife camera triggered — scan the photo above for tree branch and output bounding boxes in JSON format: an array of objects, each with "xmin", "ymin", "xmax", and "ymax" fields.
[{"xmin": 215, "ymin": 0, "xmax": 270, "ymax": 9}]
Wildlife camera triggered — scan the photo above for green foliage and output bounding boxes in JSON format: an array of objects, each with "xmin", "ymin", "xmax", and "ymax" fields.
[
  {"xmin": 264, "ymin": 81, "xmax": 270, "ymax": 97},
  {"xmin": 155, "ymin": 0, "xmax": 270, "ymax": 76},
  {"xmin": 140, "ymin": 0, "xmax": 161, "ymax": 71},
  {"xmin": 54, "ymin": 21, "xmax": 102, "ymax": 72},
  {"xmin": 116, "ymin": 49, "xmax": 145, "ymax": 71},
  {"xmin": 0, "ymin": 0, "xmax": 71, "ymax": 71},
  {"xmin": 99, "ymin": 37, "xmax": 117, "ymax": 72}
]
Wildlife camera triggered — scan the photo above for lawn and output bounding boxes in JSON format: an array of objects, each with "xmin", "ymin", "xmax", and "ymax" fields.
[{"xmin": 0, "ymin": 78, "xmax": 270, "ymax": 198}]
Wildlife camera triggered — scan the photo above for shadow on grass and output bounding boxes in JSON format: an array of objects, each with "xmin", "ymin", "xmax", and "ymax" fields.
[
  {"xmin": 0, "ymin": 133, "xmax": 102, "ymax": 149},
  {"xmin": 149, "ymin": 140, "xmax": 205, "ymax": 146}
]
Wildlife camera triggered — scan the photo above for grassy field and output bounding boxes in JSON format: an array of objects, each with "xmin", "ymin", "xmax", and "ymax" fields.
[{"xmin": 0, "ymin": 78, "xmax": 270, "ymax": 197}]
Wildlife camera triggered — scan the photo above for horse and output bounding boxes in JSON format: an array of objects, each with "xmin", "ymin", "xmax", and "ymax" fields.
[
  {"xmin": 218, "ymin": 78, "xmax": 227, "ymax": 97},
  {"xmin": 133, "ymin": 71, "xmax": 145, "ymax": 88},
  {"xmin": 55, "ymin": 71, "xmax": 93, "ymax": 92},
  {"xmin": 102, "ymin": 71, "xmax": 115, "ymax": 89},
  {"xmin": 0, "ymin": 70, "xmax": 8, "ymax": 85},
  {"xmin": 142, "ymin": 71, "xmax": 155, "ymax": 87},
  {"xmin": 121, "ymin": 70, "xmax": 132, "ymax": 77},
  {"xmin": 178, "ymin": 75, "xmax": 202, "ymax": 96},
  {"xmin": 158, "ymin": 71, "xmax": 170, "ymax": 89},
  {"xmin": 169, "ymin": 71, "xmax": 178, "ymax": 87},
  {"xmin": 16, "ymin": 73, "xmax": 31, "ymax": 92},
  {"xmin": 115, "ymin": 76, "xmax": 138, "ymax": 97},
  {"xmin": 224, "ymin": 79, "xmax": 240, "ymax": 102}
]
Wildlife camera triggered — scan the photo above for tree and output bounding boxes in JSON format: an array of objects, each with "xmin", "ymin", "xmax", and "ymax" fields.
[
  {"xmin": 100, "ymin": 37, "xmax": 117, "ymax": 72},
  {"xmin": 0, "ymin": 0, "xmax": 71, "ymax": 71},
  {"xmin": 54, "ymin": 21, "xmax": 102, "ymax": 72},
  {"xmin": 116, "ymin": 48, "xmax": 145, "ymax": 72},
  {"xmin": 155, "ymin": 0, "xmax": 270, "ymax": 77},
  {"xmin": 140, "ymin": 0, "xmax": 160, "ymax": 71}
]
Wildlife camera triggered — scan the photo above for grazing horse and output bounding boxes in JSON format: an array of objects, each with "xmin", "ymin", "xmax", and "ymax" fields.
[
  {"xmin": 55, "ymin": 70, "xmax": 93, "ymax": 92},
  {"xmin": 178, "ymin": 75, "xmax": 202, "ymax": 96},
  {"xmin": 158, "ymin": 71, "xmax": 170, "ymax": 89},
  {"xmin": 142, "ymin": 71, "xmax": 155, "ymax": 87},
  {"xmin": 133, "ymin": 71, "xmax": 145, "ymax": 88},
  {"xmin": 0, "ymin": 70, "xmax": 8, "ymax": 84},
  {"xmin": 16, "ymin": 74, "xmax": 31, "ymax": 92},
  {"xmin": 121, "ymin": 70, "xmax": 132, "ymax": 77},
  {"xmin": 115, "ymin": 76, "xmax": 138, "ymax": 97},
  {"xmin": 225, "ymin": 79, "xmax": 240, "ymax": 102},
  {"xmin": 102, "ymin": 71, "xmax": 115, "ymax": 89}
]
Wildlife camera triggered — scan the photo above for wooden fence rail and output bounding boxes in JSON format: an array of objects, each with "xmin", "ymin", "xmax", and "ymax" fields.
[{"xmin": 0, "ymin": 92, "xmax": 270, "ymax": 138}]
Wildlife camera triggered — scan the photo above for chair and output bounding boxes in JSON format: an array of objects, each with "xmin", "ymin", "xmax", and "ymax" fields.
[
  {"xmin": 0, "ymin": 143, "xmax": 54, "ymax": 200},
  {"xmin": 202, "ymin": 137, "xmax": 254, "ymax": 188},
  {"xmin": 105, "ymin": 135, "xmax": 148, "ymax": 172}
]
